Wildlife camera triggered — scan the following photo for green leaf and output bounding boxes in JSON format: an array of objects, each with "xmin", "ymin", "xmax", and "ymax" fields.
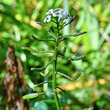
[
  {"xmin": 58, "ymin": 54, "xmax": 85, "ymax": 61},
  {"xmin": 22, "ymin": 47, "xmax": 38, "ymax": 53},
  {"xmin": 56, "ymin": 72, "xmax": 73, "ymax": 80},
  {"xmin": 61, "ymin": 32, "xmax": 87, "ymax": 38},
  {"xmin": 61, "ymin": 46, "xmax": 67, "ymax": 55},
  {"xmin": 32, "ymin": 35, "xmax": 55, "ymax": 42},
  {"xmin": 59, "ymin": 32, "xmax": 86, "ymax": 42},
  {"xmin": 27, "ymin": 80, "xmax": 35, "ymax": 89},
  {"xmin": 71, "ymin": 32, "xmax": 87, "ymax": 37},
  {"xmin": 73, "ymin": 72, "xmax": 81, "ymax": 81},
  {"xmin": 31, "ymin": 67, "xmax": 46, "ymax": 72},
  {"xmin": 97, "ymin": 23, "xmax": 110, "ymax": 50},
  {"xmin": 63, "ymin": 0, "xmax": 70, "ymax": 35},
  {"xmin": 23, "ymin": 92, "xmax": 53, "ymax": 100},
  {"xmin": 59, "ymin": 37, "xmax": 68, "ymax": 42},
  {"xmin": 48, "ymin": 30, "xmax": 56, "ymax": 39},
  {"xmin": 32, "ymin": 101, "xmax": 49, "ymax": 110},
  {"xmin": 23, "ymin": 93, "xmax": 38, "ymax": 99},
  {"xmin": 76, "ymin": 11, "xmax": 86, "ymax": 30}
]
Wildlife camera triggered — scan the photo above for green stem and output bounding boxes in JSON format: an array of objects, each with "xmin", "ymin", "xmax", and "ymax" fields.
[
  {"xmin": 34, "ymin": 81, "xmax": 52, "ymax": 88},
  {"xmin": 52, "ymin": 22, "xmax": 61, "ymax": 110}
]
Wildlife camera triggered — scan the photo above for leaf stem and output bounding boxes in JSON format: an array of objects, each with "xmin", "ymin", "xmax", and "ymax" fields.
[
  {"xmin": 52, "ymin": 21, "xmax": 61, "ymax": 110},
  {"xmin": 34, "ymin": 81, "xmax": 52, "ymax": 88}
]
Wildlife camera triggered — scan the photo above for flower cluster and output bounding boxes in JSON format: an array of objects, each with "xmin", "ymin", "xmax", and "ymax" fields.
[{"xmin": 44, "ymin": 8, "xmax": 71, "ymax": 24}]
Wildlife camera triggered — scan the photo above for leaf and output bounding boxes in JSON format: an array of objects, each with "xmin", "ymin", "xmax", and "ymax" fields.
[
  {"xmin": 59, "ymin": 32, "xmax": 86, "ymax": 42},
  {"xmin": 58, "ymin": 54, "xmax": 85, "ymax": 61},
  {"xmin": 76, "ymin": 11, "xmax": 86, "ymax": 30},
  {"xmin": 62, "ymin": 31, "xmax": 86, "ymax": 38},
  {"xmin": 61, "ymin": 46, "xmax": 67, "ymax": 55},
  {"xmin": 71, "ymin": 32, "xmax": 87, "ymax": 37},
  {"xmin": 63, "ymin": 0, "xmax": 70, "ymax": 35},
  {"xmin": 59, "ymin": 37, "xmax": 68, "ymax": 42},
  {"xmin": 22, "ymin": 47, "xmax": 38, "ymax": 53},
  {"xmin": 31, "ymin": 35, "xmax": 43, "ymax": 41},
  {"xmin": 32, "ymin": 35, "xmax": 55, "ymax": 42},
  {"xmin": 48, "ymin": 30, "xmax": 56, "ymax": 39},
  {"xmin": 50, "ymin": 26, "xmax": 55, "ymax": 33},
  {"xmin": 56, "ymin": 72, "xmax": 73, "ymax": 80},
  {"xmin": 23, "ymin": 93, "xmax": 38, "ymax": 99},
  {"xmin": 57, "ymin": 46, "xmax": 67, "ymax": 55},
  {"xmin": 31, "ymin": 67, "xmax": 46, "ymax": 72},
  {"xmin": 23, "ymin": 92, "xmax": 53, "ymax": 100},
  {"xmin": 32, "ymin": 101, "xmax": 49, "ymax": 110},
  {"xmin": 97, "ymin": 23, "xmax": 110, "ymax": 50},
  {"xmin": 36, "ymin": 22, "xmax": 46, "ymax": 26},
  {"xmin": 68, "ymin": 55, "xmax": 85, "ymax": 61},
  {"xmin": 27, "ymin": 80, "xmax": 35, "ymax": 89},
  {"xmin": 73, "ymin": 72, "xmax": 81, "ymax": 81},
  {"xmin": 86, "ymin": 12, "xmax": 99, "ymax": 50}
]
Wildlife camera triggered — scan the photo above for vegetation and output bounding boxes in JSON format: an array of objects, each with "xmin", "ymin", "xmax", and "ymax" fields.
[{"xmin": 0, "ymin": 0, "xmax": 110, "ymax": 110}]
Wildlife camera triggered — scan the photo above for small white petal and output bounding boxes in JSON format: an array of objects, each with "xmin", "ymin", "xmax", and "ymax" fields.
[
  {"xmin": 46, "ymin": 9, "xmax": 53, "ymax": 15},
  {"xmin": 53, "ymin": 12, "xmax": 60, "ymax": 17},
  {"xmin": 52, "ymin": 13, "xmax": 57, "ymax": 17},
  {"xmin": 44, "ymin": 15, "xmax": 51, "ymax": 23},
  {"xmin": 62, "ymin": 11, "xmax": 68, "ymax": 17},
  {"xmin": 52, "ymin": 11, "xmax": 63, "ymax": 19},
  {"xmin": 63, "ymin": 19, "xmax": 68, "ymax": 24},
  {"xmin": 54, "ymin": 8, "xmax": 63, "ymax": 12},
  {"xmin": 58, "ymin": 14, "xmax": 63, "ymax": 18}
]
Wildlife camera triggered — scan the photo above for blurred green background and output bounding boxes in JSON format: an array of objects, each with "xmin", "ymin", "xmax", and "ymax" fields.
[{"xmin": 0, "ymin": 0, "xmax": 110, "ymax": 110}]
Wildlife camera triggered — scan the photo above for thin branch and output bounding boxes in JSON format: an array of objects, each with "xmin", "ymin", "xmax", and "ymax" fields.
[
  {"xmin": 32, "ymin": 35, "xmax": 56, "ymax": 42},
  {"xmin": 34, "ymin": 81, "xmax": 52, "ymax": 89},
  {"xmin": 48, "ymin": 30, "xmax": 56, "ymax": 39},
  {"xmin": 56, "ymin": 72, "xmax": 73, "ymax": 80},
  {"xmin": 65, "ymin": 32, "xmax": 87, "ymax": 37},
  {"xmin": 31, "ymin": 59, "xmax": 54, "ymax": 72},
  {"xmin": 59, "ymin": 32, "xmax": 87, "ymax": 42},
  {"xmin": 59, "ymin": 14, "xmax": 76, "ymax": 30}
]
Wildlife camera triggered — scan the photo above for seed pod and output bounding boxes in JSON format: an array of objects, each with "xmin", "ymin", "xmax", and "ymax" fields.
[
  {"xmin": 31, "ymin": 67, "xmax": 46, "ymax": 72},
  {"xmin": 23, "ymin": 93, "xmax": 38, "ymax": 99}
]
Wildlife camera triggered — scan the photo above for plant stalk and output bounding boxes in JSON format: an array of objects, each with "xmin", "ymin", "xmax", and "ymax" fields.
[{"xmin": 52, "ymin": 22, "xmax": 61, "ymax": 110}]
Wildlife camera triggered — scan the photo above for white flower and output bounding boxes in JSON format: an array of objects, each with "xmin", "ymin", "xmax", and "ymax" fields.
[
  {"xmin": 52, "ymin": 11, "xmax": 63, "ymax": 18},
  {"xmin": 62, "ymin": 15, "xmax": 71, "ymax": 24},
  {"xmin": 54, "ymin": 8, "xmax": 63, "ymax": 12},
  {"xmin": 53, "ymin": 12, "xmax": 60, "ymax": 17},
  {"xmin": 62, "ymin": 11, "xmax": 68, "ymax": 17},
  {"xmin": 54, "ymin": 8, "xmax": 70, "ymax": 19},
  {"xmin": 58, "ymin": 13, "xmax": 63, "ymax": 18},
  {"xmin": 46, "ymin": 9, "xmax": 53, "ymax": 15},
  {"xmin": 44, "ymin": 8, "xmax": 72, "ymax": 24},
  {"xmin": 44, "ymin": 15, "xmax": 51, "ymax": 23},
  {"xmin": 63, "ymin": 15, "xmax": 71, "ymax": 24},
  {"xmin": 63, "ymin": 19, "xmax": 68, "ymax": 24}
]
